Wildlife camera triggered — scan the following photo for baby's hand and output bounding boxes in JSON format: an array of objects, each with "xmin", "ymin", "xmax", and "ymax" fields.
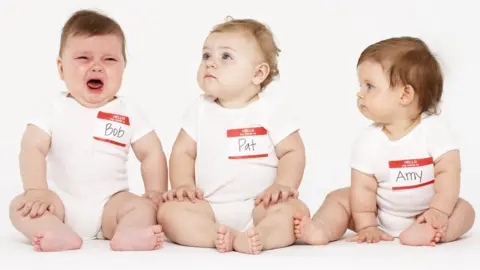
[
  {"xmin": 142, "ymin": 190, "xmax": 165, "ymax": 206},
  {"xmin": 346, "ymin": 226, "xmax": 394, "ymax": 243},
  {"xmin": 416, "ymin": 208, "xmax": 449, "ymax": 235},
  {"xmin": 162, "ymin": 184, "xmax": 204, "ymax": 203},
  {"xmin": 255, "ymin": 183, "xmax": 299, "ymax": 208},
  {"xmin": 17, "ymin": 189, "xmax": 56, "ymax": 218}
]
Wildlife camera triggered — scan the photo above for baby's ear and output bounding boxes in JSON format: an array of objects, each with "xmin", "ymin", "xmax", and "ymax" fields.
[
  {"xmin": 400, "ymin": 84, "xmax": 416, "ymax": 106},
  {"xmin": 57, "ymin": 57, "xmax": 64, "ymax": 80},
  {"xmin": 252, "ymin": 62, "xmax": 270, "ymax": 86}
]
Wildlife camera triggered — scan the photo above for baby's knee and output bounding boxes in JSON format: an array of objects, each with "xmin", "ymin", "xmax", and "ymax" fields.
[
  {"xmin": 9, "ymin": 194, "xmax": 26, "ymax": 216},
  {"xmin": 120, "ymin": 197, "xmax": 157, "ymax": 216},
  {"xmin": 457, "ymin": 198, "xmax": 476, "ymax": 225},
  {"xmin": 157, "ymin": 200, "xmax": 189, "ymax": 222},
  {"xmin": 325, "ymin": 187, "xmax": 350, "ymax": 207},
  {"xmin": 267, "ymin": 198, "xmax": 310, "ymax": 217},
  {"xmin": 288, "ymin": 199, "xmax": 310, "ymax": 216}
]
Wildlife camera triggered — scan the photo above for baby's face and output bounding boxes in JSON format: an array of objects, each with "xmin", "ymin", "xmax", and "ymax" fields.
[
  {"xmin": 57, "ymin": 34, "xmax": 125, "ymax": 108},
  {"xmin": 356, "ymin": 61, "xmax": 403, "ymax": 124},
  {"xmin": 197, "ymin": 31, "xmax": 264, "ymax": 101}
]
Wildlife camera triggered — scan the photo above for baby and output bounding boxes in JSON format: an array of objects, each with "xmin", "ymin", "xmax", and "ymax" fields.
[
  {"xmin": 294, "ymin": 37, "xmax": 475, "ymax": 246},
  {"xmin": 157, "ymin": 17, "xmax": 310, "ymax": 254},
  {"xmin": 9, "ymin": 10, "xmax": 167, "ymax": 252}
]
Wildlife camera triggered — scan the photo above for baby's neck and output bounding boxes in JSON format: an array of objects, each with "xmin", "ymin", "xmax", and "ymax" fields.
[
  {"xmin": 382, "ymin": 115, "xmax": 421, "ymax": 141},
  {"xmin": 216, "ymin": 94, "xmax": 259, "ymax": 109}
]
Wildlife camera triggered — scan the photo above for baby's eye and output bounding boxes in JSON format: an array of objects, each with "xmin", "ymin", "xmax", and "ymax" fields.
[
  {"xmin": 222, "ymin": 53, "xmax": 232, "ymax": 60},
  {"xmin": 202, "ymin": 53, "xmax": 210, "ymax": 60},
  {"xmin": 76, "ymin": 56, "xmax": 88, "ymax": 60},
  {"xmin": 105, "ymin": 57, "xmax": 117, "ymax": 61},
  {"xmin": 366, "ymin": 83, "xmax": 373, "ymax": 89}
]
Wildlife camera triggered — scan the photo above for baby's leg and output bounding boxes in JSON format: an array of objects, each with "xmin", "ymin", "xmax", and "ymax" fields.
[
  {"xmin": 157, "ymin": 199, "xmax": 217, "ymax": 248},
  {"xmin": 101, "ymin": 191, "xmax": 163, "ymax": 251},
  {"xmin": 9, "ymin": 194, "xmax": 82, "ymax": 252},
  {"xmin": 230, "ymin": 198, "xmax": 309, "ymax": 254},
  {"xmin": 294, "ymin": 187, "xmax": 353, "ymax": 245},
  {"xmin": 399, "ymin": 198, "xmax": 475, "ymax": 246}
]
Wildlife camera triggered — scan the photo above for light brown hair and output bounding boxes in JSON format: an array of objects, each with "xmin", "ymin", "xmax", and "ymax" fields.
[
  {"xmin": 211, "ymin": 17, "xmax": 281, "ymax": 89},
  {"xmin": 358, "ymin": 37, "xmax": 443, "ymax": 115},
  {"xmin": 59, "ymin": 9, "xmax": 127, "ymax": 62}
]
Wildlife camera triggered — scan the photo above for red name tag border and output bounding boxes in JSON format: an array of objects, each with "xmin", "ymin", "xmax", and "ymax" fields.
[
  {"xmin": 227, "ymin": 126, "xmax": 268, "ymax": 159},
  {"xmin": 93, "ymin": 111, "xmax": 130, "ymax": 147}
]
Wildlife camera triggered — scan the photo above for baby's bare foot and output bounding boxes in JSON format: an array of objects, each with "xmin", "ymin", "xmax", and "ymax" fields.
[
  {"xmin": 32, "ymin": 230, "xmax": 82, "ymax": 252},
  {"xmin": 294, "ymin": 214, "xmax": 329, "ymax": 245},
  {"xmin": 233, "ymin": 227, "xmax": 263, "ymax": 255},
  {"xmin": 215, "ymin": 225, "xmax": 234, "ymax": 253},
  {"xmin": 399, "ymin": 223, "xmax": 442, "ymax": 246},
  {"xmin": 110, "ymin": 225, "xmax": 164, "ymax": 251}
]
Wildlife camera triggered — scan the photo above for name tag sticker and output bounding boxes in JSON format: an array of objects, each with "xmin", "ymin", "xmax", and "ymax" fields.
[
  {"xmin": 227, "ymin": 127, "xmax": 269, "ymax": 159},
  {"xmin": 93, "ymin": 111, "xmax": 130, "ymax": 147},
  {"xmin": 389, "ymin": 157, "xmax": 435, "ymax": 191}
]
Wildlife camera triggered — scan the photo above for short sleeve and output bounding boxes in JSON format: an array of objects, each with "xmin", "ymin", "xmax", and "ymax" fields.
[
  {"xmin": 126, "ymin": 101, "xmax": 154, "ymax": 143},
  {"xmin": 263, "ymin": 96, "xmax": 300, "ymax": 146},
  {"xmin": 181, "ymin": 95, "xmax": 204, "ymax": 142},
  {"xmin": 26, "ymin": 93, "xmax": 64, "ymax": 136},
  {"xmin": 424, "ymin": 115, "xmax": 459, "ymax": 161},
  {"xmin": 350, "ymin": 126, "xmax": 376, "ymax": 175}
]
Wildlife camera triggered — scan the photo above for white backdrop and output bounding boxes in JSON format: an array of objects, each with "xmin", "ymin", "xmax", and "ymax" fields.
[{"xmin": 1, "ymin": 0, "xmax": 478, "ymax": 237}]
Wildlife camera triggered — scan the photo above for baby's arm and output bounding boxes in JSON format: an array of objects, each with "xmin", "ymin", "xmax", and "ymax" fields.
[
  {"xmin": 18, "ymin": 125, "xmax": 57, "ymax": 217},
  {"xmin": 429, "ymin": 150, "xmax": 461, "ymax": 216},
  {"xmin": 274, "ymin": 131, "xmax": 305, "ymax": 189},
  {"xmin": 132, "ymin": 131, "xmax": 168, "ymax": 201},
  {"xmin": 350, "ymin": 169, "xmax": 377, "ymax": 230},
  {"xmin": 169, "ymin": 130, "xmax": 196, "ymax": 188},
  {"xmin": 255, "ymin": 131, "xmax": 305, "ymax": 206},
  {"xmin": 20, "ymin": 125, "xmax": 51, "ymax": 191},
  {"xmin": 162, "ymin": 129, "xmax": 203, "ymax": 201},
  {"xmin": 348, "ymin": 169, "xmax": 394, "ymax": 243}
]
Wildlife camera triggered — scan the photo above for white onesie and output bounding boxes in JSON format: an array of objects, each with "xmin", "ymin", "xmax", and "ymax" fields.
[
  {"xmin": 350, "ymin": 113, "xmax": 459, "ymax": 237},
  {"xmin": 181, "ymin": 93, "xmax": 299, "ymax": 232},
  {"xmin": 28, "ymin": 92, "xmax": 153, "ymax": 239}
]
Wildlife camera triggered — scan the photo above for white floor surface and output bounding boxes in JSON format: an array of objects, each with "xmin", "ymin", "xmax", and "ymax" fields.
[{"xmin": 1, "ymin": 224, "xmax": 478, "ymax": 270}]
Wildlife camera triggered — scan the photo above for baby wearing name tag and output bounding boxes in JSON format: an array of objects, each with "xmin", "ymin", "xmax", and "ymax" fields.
[
  {"xmin": 157, "ymin": 17, "xmax": 310, "ymax": 254},
  {"xmin": 9, "ymin": 10, "xmax": 167, "ymax": 252},
  {"xmin": 294, "ymin": 37, "xmax": 475, "ymax": 246}
]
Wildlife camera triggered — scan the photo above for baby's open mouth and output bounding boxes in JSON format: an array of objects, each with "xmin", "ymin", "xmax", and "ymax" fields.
[{"xmin": 87, "ymin": 79, "xmax": 104, "ymax": 90}]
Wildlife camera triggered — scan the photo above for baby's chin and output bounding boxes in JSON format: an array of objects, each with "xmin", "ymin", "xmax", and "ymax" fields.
[{"xmin": 71, "ymin": 90, "xmax": 118, "ymax": 108}]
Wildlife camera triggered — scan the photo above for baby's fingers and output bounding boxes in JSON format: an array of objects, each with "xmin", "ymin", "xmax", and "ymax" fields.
[
  {"xmin": 255, "ymin": 192, "xmax": 265, "ymax": 205},
  {"xmin": 195, "ymin": 188, "xmax": 204, "ymax": 200},
  {"xmin": 21, "ymin": 201, "xmax": 34, "ymax": 217},
  {"xmin": 279, "ymin": 190, "xmax": 289, "ymax": 202},
  {"xmin": 291, "ymin": 189, "xmax": 299, "ymax": 199},
  {"xmin": 346, "ymin": 234, "xmax": 363, "ymax": 243},
  {"xmin": 36, "ymin": 202, "xmax": 50, "ymax": 217},
  {"xmin": 345, "ymin": 235, "xmax": 358, "ymax": 242},
  {"xmin": 380, "ymin": 232, "xmax": 394, "ymax": 241},
  {"xmin": 270, "ymin": 191, "xmax": 280, "ymax": 205},
  {"xmin": 356, "ymin": 234, "xmax": 367, "ymax": 243},
  {"xmin": 186, "ymin": 190, "xmax": 196, "ymax": 202},
  {"xmin": 263, "ymin": 193, "xmax": 273, "ymax": 207},
  {"xmin": 30, "ymin": 202, "xmax": 42, "ymax": 218},
  {"xmin": 175, "ymin": 189, "xmax": 186, "ymax": 201},
  {"xmin": 167, "ymin": 191, "xmax": 176, "ymax": 201},
  {"xmin": 47, "ymin": 204, "xmax": 55, "ymax": 214}
]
